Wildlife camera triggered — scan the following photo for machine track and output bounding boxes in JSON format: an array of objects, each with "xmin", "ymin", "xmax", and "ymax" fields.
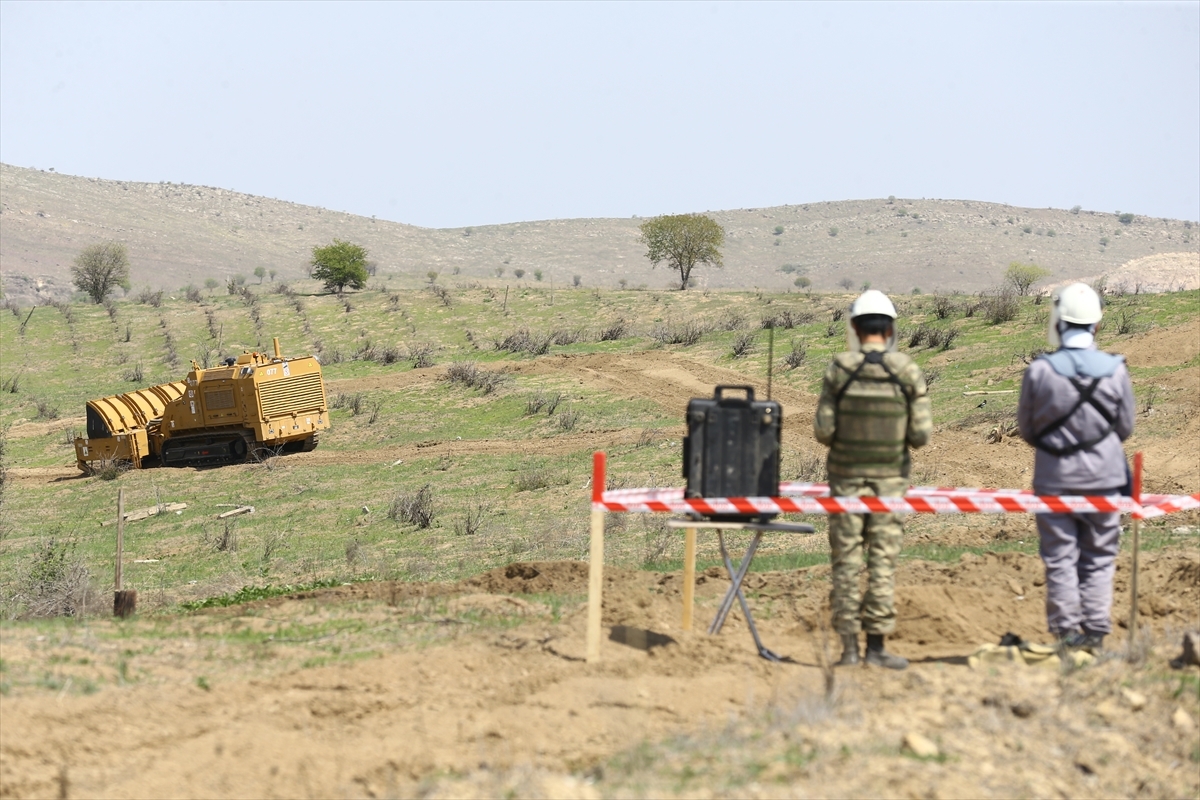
[{"xmin": 160, "ymin": 430, "xmax": 255, "ymax": 468}]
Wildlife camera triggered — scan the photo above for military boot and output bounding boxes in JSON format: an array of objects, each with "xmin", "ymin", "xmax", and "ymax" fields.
[
  {"xmin": 865, "ymin": 633, "xmax": 908, "ymax": 670},
  {"xmin": 835, "ymin": 633, "xmax": 860, "ymax": 667}
]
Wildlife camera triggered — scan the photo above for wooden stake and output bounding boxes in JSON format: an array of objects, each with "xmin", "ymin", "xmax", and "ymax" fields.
[
  {"xmin": 1128, "ymin": 452, "xmax": 1143, "ymax": 651},
  {"xmin": 503, "ymin": 285, "xmax": 509, "ymax": 314},
  {"xmin": 113, "ymin": 488, "xmax": 137, "ymax": 617},
  {"xmin": 682, "ymin": 527, "xmax": 697, "ymax": 632},
  {"xmin": 115, "ymin": 488, "xmax": 124, "ymax": 593},
  {"xmin": 587, "ymin": 452, "xmax": 606, "ymax": 663}
]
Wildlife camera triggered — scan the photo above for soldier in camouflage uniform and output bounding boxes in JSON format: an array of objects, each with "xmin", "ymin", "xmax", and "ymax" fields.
[{"xmin": 814, "ymin": 290, "xmax": 932, "ymax": 670}]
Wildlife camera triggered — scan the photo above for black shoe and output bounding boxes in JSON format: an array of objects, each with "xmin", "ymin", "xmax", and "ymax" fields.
[
  {"xmin": 1064, "ymin": 630, "xmax": 1105, "ymax": 655},
  {"xmin": 835, "ymin": 633, "xmax": 860, "ymax": 667},
  {"xmin": 865, "ymin": 633, "xmax": 908, "ymax": 670}
]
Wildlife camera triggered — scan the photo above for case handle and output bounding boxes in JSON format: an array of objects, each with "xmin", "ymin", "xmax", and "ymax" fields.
[{"xmin": 714, "ymin": 385, "xmax": 756, "ymax": 402}]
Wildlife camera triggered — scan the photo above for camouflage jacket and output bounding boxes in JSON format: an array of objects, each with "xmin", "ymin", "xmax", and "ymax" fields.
[{"xmin": 814, "ymin": 343, "xmax": 932, "ymax": 479}]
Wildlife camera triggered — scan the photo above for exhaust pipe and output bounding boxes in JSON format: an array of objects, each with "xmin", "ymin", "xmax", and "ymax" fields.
[{"xmin": 273, "ymin": 337, "xmax": 281, "ymax": 359}]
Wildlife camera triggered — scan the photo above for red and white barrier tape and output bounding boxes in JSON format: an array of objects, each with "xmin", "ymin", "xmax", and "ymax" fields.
[
  {"xmin": 595, "ymin": 491, "xmax": 1146, "ymax": 516},
  {"xmin": 590, "ymin": 454, "xmax": 1194, "ymax": 518}
]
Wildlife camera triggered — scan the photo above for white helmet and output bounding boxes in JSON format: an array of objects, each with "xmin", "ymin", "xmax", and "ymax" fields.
[
  {"xmin": 847, "ymin": 290, "xmax": 898, "ymax": 352},
  {"xmin": 1048, "ymin": 282, "xmax": 1102, "ymax": 348}
]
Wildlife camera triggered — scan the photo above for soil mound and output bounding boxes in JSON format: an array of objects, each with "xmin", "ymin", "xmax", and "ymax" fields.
[{"xmin": 461, "ymin": 561, "xmax": 595, "ymax": 595}]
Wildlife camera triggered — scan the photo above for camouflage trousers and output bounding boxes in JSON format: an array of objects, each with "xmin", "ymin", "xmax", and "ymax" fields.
[{"xmin": 827, "ymin": 476, "xmax": 908, "ymax": 636}]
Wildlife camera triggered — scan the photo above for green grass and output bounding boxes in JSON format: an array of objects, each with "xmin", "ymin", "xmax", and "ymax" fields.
[{"xmin": 1, "ymin": 285, "xmax": 1196, "ymax": 616}]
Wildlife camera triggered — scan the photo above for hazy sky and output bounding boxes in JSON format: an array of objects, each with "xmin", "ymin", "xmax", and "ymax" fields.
[{"xmin": 1, "ymin": 1, "xmax": 1197, "ymax": 228}]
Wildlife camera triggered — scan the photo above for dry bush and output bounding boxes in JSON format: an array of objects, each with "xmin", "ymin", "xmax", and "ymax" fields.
[
  {"xmin": 331, "ymin": 392, "xmax": 366, "ymax": 415},
  {"xmin": 94, "ymin": 459, "xmax": 130, "ymax": 481},
  {"xmin": 443, "ymin": 362, "xmax": 507, "ymax": 394},
  {"xmin": 389, "ymin": 484, "xmax": 435, "ymax": 528},
  {"xmin": 651, "ymin": 320, "xmax": 705, "ymax": 346},
  {"xmin": 454, "ymin": 500, "xmax": 489, "ymax": 536},
  {"xmin": 524, "ymin": 391, "xmax": 550, "ymax": 416},
  {"xmin": 825, "ymin": 322, "xmax": 841, "ymax": 338},
  {"xmin": 355, "ymin": 341, "xmax": 403, "ymax": 365},
  {"xmin": 932, "ymin": 293, "xmax": 957, "ymax": 319},
  {"xmin": 731, "ymin": 331, "xmax": 757, "ymax": 358},
  {"xmin": 981, "ymin": 287, "xmax": 1020, "ymax": 324},
  {"xmin": 783, "ymin": 339, "xmax": 808, "ymax": 369},
  {"xmin": 514, "ymin": 463, "xmax": 564, "ymax": 492},
  {"xmin": 761, "ymin": 309, "xmax": 814, "ymax": 329},
  {"xmin": 598, "ymin": 319, "xmax": 629, "ymax": 341},
  {"xmin": 407, "ymin": 343, "xmax": 435, "ymax": 369},
  {"xmin": 16, "ymin": 538, "xmax": 95, "ymax": 618},
  {"xmin": 641, "ymin": 516, "xmax": 674, "ymax": 567},
  {"xmin": 793, "ymin": 451, "xmax": 827, "ymax": 482},
  {"xmin": 429, "ymin": 284, "xmax": 453, "ymax": 306},
  {"xmin": 3, "ymin": 299, "xmax": 19, "ymax": 317},
  {"xmin": 636, "ymin": 427, "xmax": 658, "ymax": 448},
  {"xmin": 550, "ymin": 327, "xmax": 584, "ymax": 345},
  {"xmin": 923, "ymin": 367, "xmax": 941, "ymax": 387},
  {"xmin": 34, "ymin": 399, "xmax": 60, "ymax": 420},
  {"xmin": 1113, "ymin": 308, "xmax": 1143, "ymax": 335},
  {"xmin": 908, "ymin": 324, "xmax": 931, "ymax": 348},
  {"xmin": 367, "ymin": 399, "xmax": 383, "ymax": 425},
  {"xmin": 494, "ymin": 327, "xmax": 551, "ymax": 355},
  {"xmin": 556, "ymin": 406, "xmax": 579, "ymax": 431},
  {"xmin": 543, "ymin": 392, "xmax": 564, "ymax": 415},
  {"xmin": 716, "ymin": 310, "xmax": 746, "ymax": 331},
  {"xmin": 136, "ymin": 287, "xmax": 164, "ymax": 307},
  {"xmin": 203, "ymin": 521, "xmax": 238, "ymax": 552},
  {"xmin": 831, "ymin": 308, "xmax": 845, "ymax": 322}
]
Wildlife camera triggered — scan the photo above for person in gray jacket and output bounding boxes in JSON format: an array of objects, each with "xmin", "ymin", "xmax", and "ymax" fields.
[{"xmin": 1017, "ymin": 282, "xmax": 1135, "ymax": 654}]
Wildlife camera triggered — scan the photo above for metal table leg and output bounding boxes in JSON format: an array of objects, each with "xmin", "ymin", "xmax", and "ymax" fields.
[{"xmin": 709, "ymin": 531, "xmax": 794, "ymax": 663}]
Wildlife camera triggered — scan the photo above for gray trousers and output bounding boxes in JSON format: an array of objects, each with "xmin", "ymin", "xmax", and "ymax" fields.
[{"xmin": 1037, "ymin": 511, "xmax": 1121, "ymax": 636}]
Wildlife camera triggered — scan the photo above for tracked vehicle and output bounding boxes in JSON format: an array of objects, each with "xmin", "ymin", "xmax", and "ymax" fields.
[{"xmin": 75, "ymin": 338, "xmax": 329, "ymax": 472}]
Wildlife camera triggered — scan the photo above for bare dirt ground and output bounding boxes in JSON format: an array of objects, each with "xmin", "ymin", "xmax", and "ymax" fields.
[{"xmin": 1, "ymin": 549, "xmax": 1198, "ymax": 799}]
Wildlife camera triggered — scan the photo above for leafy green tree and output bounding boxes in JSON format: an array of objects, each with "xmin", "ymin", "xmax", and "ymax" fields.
[
  {"xmin": 71, "ymin": 242, "xmax": 131, "ymax": 303},
  {"xmin": 204, "ymin": 277, "xmax": 219, "ymax": 293},
  {"xmin": 254, "ymin": 266, "xmax": 266, "ymax": 284},
  {"xmin": 638, "ymin": 214, "xmax": 725, "ymax": 290},
  {"xmin": 1004, "ymin": 261, "xmax": 1051, "ymax": 296},
  {"xmin": 310, "ymin": 239, "xmax": 369, "ymax": 293}
]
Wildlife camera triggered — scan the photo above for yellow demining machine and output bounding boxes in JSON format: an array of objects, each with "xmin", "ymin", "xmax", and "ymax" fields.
[{"xmin": 74, "ymin": 338, "xmax": 329, "ymax": 472}]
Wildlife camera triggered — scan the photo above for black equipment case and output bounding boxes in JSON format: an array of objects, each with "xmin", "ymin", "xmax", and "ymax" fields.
[{"xmin": 683, "ymin": 385, "xmax": 781, "ymax": 515}]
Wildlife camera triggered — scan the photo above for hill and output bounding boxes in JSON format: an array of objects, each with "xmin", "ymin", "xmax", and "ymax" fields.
[{"xmin": 2, "ymin": 163, "xmax": 1196, "ymax": 304}]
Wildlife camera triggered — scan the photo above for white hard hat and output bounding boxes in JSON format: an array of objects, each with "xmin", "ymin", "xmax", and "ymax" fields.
[
  {"xmin": 846, "ymin": 290, "xmax": 898, "ymax": 352},
  {"xmin": 849, "ymin": 290, "xmax": 898, "ymax": 320},
  {"xmin": 1048, "ymin": 282, "xmax": 1102, "ymax": 348}
]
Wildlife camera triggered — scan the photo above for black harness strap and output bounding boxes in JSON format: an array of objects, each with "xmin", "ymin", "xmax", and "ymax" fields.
[
  {"xmin": 833, "ymin": 351, "xmax": 907, "ymax": 409},
  {"xmin": 1033, "ymin": 377, "xmax": 1118, "ymax": 457}
]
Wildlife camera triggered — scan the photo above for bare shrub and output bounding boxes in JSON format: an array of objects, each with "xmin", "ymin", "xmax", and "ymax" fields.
[
  {"xmin": 831, "ymin": 308, "xmax": 844, "ymax": 322},
  {"xmin": 651, "ymin": 320, "xmax": 705, "ymax": 346},
  {"xmin": 923, "ymin": 368, "xmax": 941, "ymax": 387},
  {"xmin": 556, "ymin": 406, "xmax": 579, "ymax": 431},
  {"xmin": 716, "ymin": 310, "xmax": 746, "ymax": 331},
  {"xmin": 18, "ymin": 538, "xmax": 94, "ymax": 618},
  {"xmin": 429, "ymin": 284, "xmax": 452, "ymax": 306},
  {"xmin": 331, "ymin": 392, "xmax": 366, "ymax": 415},
  {"xmin": 544, "ymin": 392, "xmax": 563, "ymax": 415},
  {"xmin": 783, "ymin": 339, "xmax": 807, "ymax": 369},
  {"xmin": 932, "ymin": 293, "xmax": 957, "ymax": 319},
  {"xmin": 641, "ymin": 516, "xmax": 674, "ymax": 567},
  {"xmin": 551, "ymin": 327, "xmax": 584, "ymax": 345},
  {"xmin": 443, "ymin": 362, "xmax": 507, "ymax": 394},
  {"xmin": 407, "ymin": 343, "xmax": 435, "ymax": 368},
  {"xmin": 136, "ymin": 287, "xmax": 164, "ymax": 307},
  {"xmin": 935, "ymin": 326, "xmax": 961, "ymax": 351},
  {"xmin": 454, "ymin": 500, "xmax": 489, "ymax": 536},
  {"xmin": 203, "ymin": 521, "xmax": 238, "ymax": 552},
  {"xmin": 356, "ymin": 341, "xmax": 403, "ymax": 365},
  {"xmin": 731, "ymin": 331, "xmax": 757, "ymax": 358},
  {"xmin": 495, "ymin": 327, "xmax": 551, "ymax": 355},
  {"xmin": 514, "ymin": 464, "xmax": 563, "ymax": 492},
  {"xmin": 793, "ymin": 451, "xmax": 827, "ymax": 482},
  {"xmin": 1113, "ymin": 308, "xmax": 1142, "ymax": 335},
  {"xmin": 636, "ymin": 427, "xmax": 658, "ymax": 448},
  {"xmin": 34, "ymin": 399, "xmax": 60, "ymax": 420},
  {"xmin": 103, "ymin": 299, "xmax": 119, "ymax": 321},
  {"xmin": 825, "ymin": 322, "xmax": 841, "ymax": 338},
  {"xmin": 761, "ymin": 309, "xmax": 813, "ymax": 329},
  {"xmin": 95, "ymin": 459, "xmax": 130, "ymax": 481},
  {"xmin": 367, "ymin": 399, "xmax": 383, "ymax": 425},
  {"xmin": 389, "ymin": 484, "xmax": 435, "ymax": 528},
  {"xmin": 981, "ymin": 287, "xmax": 1020, "ymax": 324},
  {"xmin": 525, "ymin": 392, "xmax": 549, "ymax": 415},
  {"xmin": 598, "ymin": 319, "xmax": 629, "ymax": 341},
  {"xmin": 908, "ymin": 325, "xmax": 930, "ymax": 348}
]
